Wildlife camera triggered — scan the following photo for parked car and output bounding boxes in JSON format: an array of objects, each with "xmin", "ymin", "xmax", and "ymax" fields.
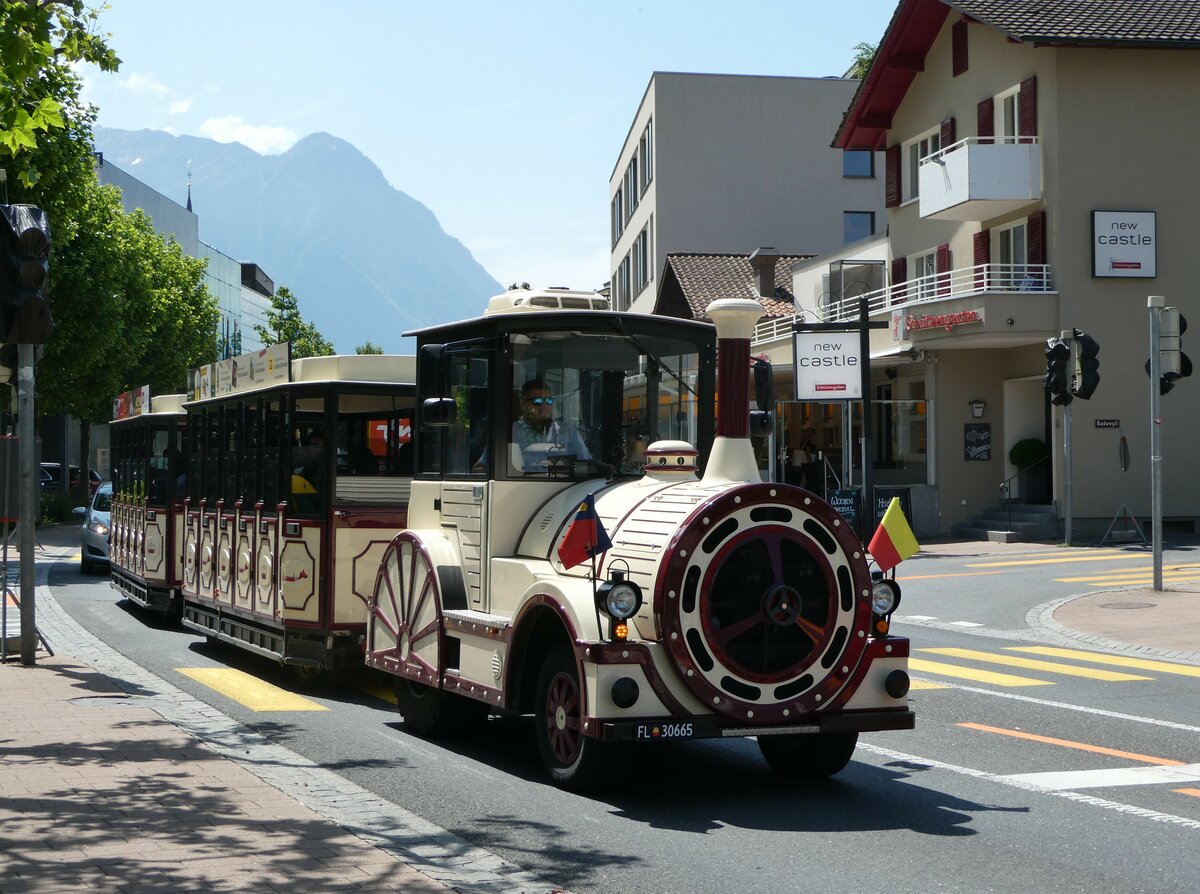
[
  {"xmin": 41, "ymin": 462, "xmax": 102, "ymax": 494},
  {"xmin": 73, "ymin": 481, "xmax": 112, "ymax": 573}
]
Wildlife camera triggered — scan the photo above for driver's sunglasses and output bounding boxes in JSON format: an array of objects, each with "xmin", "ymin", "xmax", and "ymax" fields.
[{"xmin": 528, "ymin": 396, "xmax": 554, "ymax": 406}]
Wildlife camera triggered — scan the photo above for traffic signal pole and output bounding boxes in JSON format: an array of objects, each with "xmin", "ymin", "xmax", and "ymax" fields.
[
  {"xmin": 1148, "ymin": 296, "xmax": 1164, "ymax": 591},
  {"xmin": 1062, "ymin": 330, "xmax": 1073, "ymax": 547},
  {"xmin": 17, "ymin": 344, "xmax": 35, "ymax": 662}
]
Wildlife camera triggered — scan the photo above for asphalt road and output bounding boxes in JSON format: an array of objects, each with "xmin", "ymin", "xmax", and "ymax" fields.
[{"xmin": 48, "ymin": 544, "xmax": 1200, "ymax": 894}]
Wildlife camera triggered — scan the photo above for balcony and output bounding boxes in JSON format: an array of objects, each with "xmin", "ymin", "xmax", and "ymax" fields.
[
  {"xmin": 918, "ymin": 137, "xmax": 1041, "ymax": 221},
  {"xmin": 751, "ymin": 263, "xmax": 1058, "ymax": 350}
]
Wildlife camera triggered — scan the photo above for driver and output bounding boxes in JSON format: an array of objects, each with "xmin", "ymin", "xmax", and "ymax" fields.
[{"xmin": 512, "ymin": 378, "xmax": 591, "ymax": 473}]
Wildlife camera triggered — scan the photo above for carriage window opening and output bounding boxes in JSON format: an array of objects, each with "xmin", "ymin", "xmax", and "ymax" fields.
[
  {"xmin": 222, "ymin": 405, "xmax": 241, "ymax": 505},
  {"xmin": 149, "ymin": 428, "xmax": 170, "ymax": 503},
  {"xmin": 262, "ymin": 400, "xmax": 282, "ymax": 508},
  {"xmin": 204, "ymin": 409, "xmax": 220, "ymax": 504},
  {"xmin": 290, "ymin": 402, "xmax": 327, "ymax": 517}
]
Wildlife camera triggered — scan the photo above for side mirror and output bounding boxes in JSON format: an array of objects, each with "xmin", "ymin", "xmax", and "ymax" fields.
[
  {"xmin": 73, "ymin": 506, "xmax": 86, "ymax": 519},
  {"xmin": 752, "ymin": 357, "xmax": 773, "ymax": 412},
  {"xmin": 422, "ymin": 397, "xmax": 457, "ymax": 427}
]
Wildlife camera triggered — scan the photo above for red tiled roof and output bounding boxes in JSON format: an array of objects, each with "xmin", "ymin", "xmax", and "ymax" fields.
[
  {"xmin": 835, "ymin": 0, "xmax": 1200, "ymax": 149},
  {"xmin": 655, "ymin": 253, "xmax": 810, "ymax": 322}
]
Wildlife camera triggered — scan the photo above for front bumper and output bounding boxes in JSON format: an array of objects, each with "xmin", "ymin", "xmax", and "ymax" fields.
[{"xmin": 599, "ymin": 708, "xmax": 915, "ymax": 743}]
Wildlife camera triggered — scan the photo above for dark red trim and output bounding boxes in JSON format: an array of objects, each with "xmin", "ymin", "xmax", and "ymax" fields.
[
  {"xmin": 1028, "ymin": 211, "xmax": 1047, "ymax": 266},
  {"xmin": 885, "ymin": 145, "xmax": 901, "ymax": 208},
  {"xmin": 977, "ymin": 97, "xmax": 995, "ymax": 144},
  {"xmin": 952, "ymin": 20, "xmax": 968, "ymax": 76},
  {"xmin": 1019, "ymin": 75, "xmax": 1038, "ymax": 141},
  {"xmin": 716, "ymin": 338, "xmax": 750, "ymax": 439}
]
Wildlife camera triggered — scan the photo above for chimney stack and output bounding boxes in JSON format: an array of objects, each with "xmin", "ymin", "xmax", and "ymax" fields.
[
  {"xmin": 748, "ymin": 247, "xmax": 781, "ymax": 301},
  {"xmin": 703, "ymin": 297, "xmax": 765, "ymax": 483}
]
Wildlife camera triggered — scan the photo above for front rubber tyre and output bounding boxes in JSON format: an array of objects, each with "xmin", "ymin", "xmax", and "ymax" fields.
[
  {"xmin": 534, "ymin": 645, "xmax": 630, "ymax": 790},
  {"xmin": 394, "ymin": 677, "xmax": 487, "ymax": 737},
  {"xmin": 757, "ymin": 731, "xmax": 858, "ymax": 779}
]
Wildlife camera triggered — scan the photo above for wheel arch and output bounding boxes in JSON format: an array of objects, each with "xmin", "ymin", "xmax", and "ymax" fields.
[{"xmin": 505, "ymin": 595, "xmax": 580, "ymax": 714}]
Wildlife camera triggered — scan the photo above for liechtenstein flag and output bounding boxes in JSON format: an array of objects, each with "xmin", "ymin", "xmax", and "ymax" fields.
[{"xmin": 557, "ymin": 493, "xmax": 613, "ymax": 569}]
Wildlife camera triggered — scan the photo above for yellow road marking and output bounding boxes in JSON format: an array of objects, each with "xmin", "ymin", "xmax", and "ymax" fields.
[
  {"xmin": 958, "ymin": 722, "xmax": 1186, "ymax": 766},
  {"xmin": 967, "ymin": 553, "xmax": 1140, "ymax": 568},
  {"xmin": 177, "ymin": 668, "xmax": 329, "ymax": 712},
  {"xmin": 1009, "ymin": 646, "xmax": 1200, "ymax": 678},
  {"xmin": 908, "ymin": 679, "xmax": 950, "ymax": 690},
  {"xmin": 1055, "ymin": 575, "xmax": 1200, "ymax": 586},
  {"xmin": 897, "ymin": 571, "xmax": 1005, "ymax": 581},
  {"xmin": 918, "ymin": 648, "xmax": 1152, "ymax": 682},
  {"xmin": 909, "ymin": 658, "xmax": 1051, "ymax": 687},
  {"xmin": 1175, "ymin": 788, "xmax": 1200, "ymax": 798}
]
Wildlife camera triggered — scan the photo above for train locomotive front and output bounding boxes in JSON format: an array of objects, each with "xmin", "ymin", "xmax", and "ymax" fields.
[{"xmin": 366, "ymin": 292, "xmax": 913, "ymax": 789}]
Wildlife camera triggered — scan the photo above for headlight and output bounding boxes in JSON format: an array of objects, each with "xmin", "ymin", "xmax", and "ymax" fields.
[
  {"xmin": 871, "ymin": 579, "xmax": 901, "ymax": 615},
  {"xmin": 605, "ymin": 583, "xmax": 641, "ymax": 619},
  {"xmin": 595, "ymin": 570, "xmax": 642, "ymax": 621},
  {"xmin": 88, "ymin": 520, "xmax": 110, "ymax": 536}
]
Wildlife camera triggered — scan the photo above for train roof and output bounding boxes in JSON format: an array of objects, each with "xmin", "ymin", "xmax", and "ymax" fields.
[{"xmin": 184, "ymin": 353, "xmax": 416, "ymax": 407}]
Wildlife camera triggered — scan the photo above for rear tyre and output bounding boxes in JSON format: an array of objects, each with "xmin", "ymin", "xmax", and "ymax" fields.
[
  {"xmin": 394, "ymin": 677, "xmax": 487, "ymax": 737},
  {"xmin": 80, "ymin": 553, "xmax": 95, "ymax": 575},
  {"xmin": 534, "ymin": 645, "xmax": 630, "ymax": 790},
  {"xmin": 757, "ymin": 731, "xmax": 858, "ymax": 779}
]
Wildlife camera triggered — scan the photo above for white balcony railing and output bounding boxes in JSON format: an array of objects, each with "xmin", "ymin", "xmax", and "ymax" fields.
[{"xmin": 751, "ymin": 262, "xmax": 1055, "ymax": 344}]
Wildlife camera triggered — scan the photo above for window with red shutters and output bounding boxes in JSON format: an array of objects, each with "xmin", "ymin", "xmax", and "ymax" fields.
[
  {"xmin": 940, "ymin": 117, "xmax": 957, "ymax": 151},
  {"xmin": 973, "ymin": 229, "xmax": 990, "ymax": 289},
  {"xmin": 1019, "ymin": 76, "xmax": 1037, "ymax": 142},
  {"xmin": 891, "ymin": 257, "xmax": 908, "ymax": 304},
  {"xmin": 977, "ymin": 97, "xmax": 994, "ymax": 145},
  {"xmin": 1027, "ymin": 211, "xmax": 1046, "ymax": 267},
  {"xmin": 953, "ymin": 21, "xmax": 968, "ymax": 76},
  {"xmin": 885, "ymin": 145, "xmax": 901, "ymax": 208},
  {"xmin": 936, "ymin": 243, "xmax": 951, "ymax": 296}
]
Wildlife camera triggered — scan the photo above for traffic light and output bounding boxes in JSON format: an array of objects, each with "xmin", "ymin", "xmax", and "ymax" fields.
[
  {"xmin": 1070, "ymin": 328, "xmax": 1100, "ymax": 400},
  {"xmin": 1044, "ymin": 336, "xmax": 1072, "ymax": 406},
  {"xmin": 1160, "ymin": 307, "xmax": 1191, "ymax": 394},
  {"xmin": 0, "ymin": 204, "xmax": 53, "ymax": 347}
]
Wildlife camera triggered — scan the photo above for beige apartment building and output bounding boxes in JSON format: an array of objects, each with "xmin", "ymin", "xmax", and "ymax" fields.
[
  {"xmin": 610, "ymin": 72, "xmax": 884, "ymax": 314},
  {"xmin": 753, "ymin": 0, "xmax": 1200, "ymax": 539}
]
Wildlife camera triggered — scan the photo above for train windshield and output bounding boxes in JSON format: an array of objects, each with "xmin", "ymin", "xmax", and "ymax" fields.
[{"xmin": 507, "ymin": 327, "xmax": 709, "ymax": 478}]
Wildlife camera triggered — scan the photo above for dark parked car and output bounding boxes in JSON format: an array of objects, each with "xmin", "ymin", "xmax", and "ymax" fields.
[
  {"xmin": 73, "ymin": 481, "xmax": 112, "ymax": 573},
  {"xmin": 40, "ymin": 462, "xmax": 102, "ymax": 494}
]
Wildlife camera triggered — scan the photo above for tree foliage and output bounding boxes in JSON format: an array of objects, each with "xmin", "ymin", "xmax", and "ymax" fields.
[
  {"xmin": 355, "ymin": 340, "xmax": 383, "ymax": 355},
  {"xmin": 848, "ymin": 41, "xmax": 878, "ymax": 80},
  {"xmin": 254, "ymin": 285, "xmax": 334, "ymax": 359},
  {"xmin": 2, "ymin": 1, "xmax": 219, "ymax": 423},
  {"xmin": 0, "ymin": 0, "xmax": 119, "ymax": 187}
]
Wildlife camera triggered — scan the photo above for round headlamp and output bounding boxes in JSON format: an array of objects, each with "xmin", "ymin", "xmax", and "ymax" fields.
[
  {"xmin": 596, "ymin": 570, "xmax": 643, "ymax": 620},
  {"xmin": 870, "ymin": 578, "xmax": 901, "ymax": 615}
]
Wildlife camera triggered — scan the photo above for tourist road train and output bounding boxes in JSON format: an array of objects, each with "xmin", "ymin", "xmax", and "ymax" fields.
[{"xmin": 107, "ymin": 287, "xmax": 913, "ymax": 788}]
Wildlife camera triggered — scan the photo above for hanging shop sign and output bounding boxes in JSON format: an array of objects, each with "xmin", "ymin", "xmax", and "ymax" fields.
[
  {"xmin": 793, "ymin": 331, "xmax": 861, "ymax": 399},
  {"xmin": 1092, "ymin": 210, "xmax": 1156, "ymax": 278}
]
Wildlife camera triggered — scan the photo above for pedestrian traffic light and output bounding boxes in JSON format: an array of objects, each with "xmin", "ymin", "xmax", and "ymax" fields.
[
  {"xmin": 1044, "ymin": 336, "xmax": 1072, "ymax": 406},
  {"xmin": 1070, "ymin": 328, "xmax": 1100, "ymax": 400},
  {"xmin": 0, "ymin": 204, "xmax": 53, "ymax": 346}
]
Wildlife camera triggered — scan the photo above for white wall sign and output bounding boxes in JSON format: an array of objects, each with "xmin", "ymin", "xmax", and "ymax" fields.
[
  {"xmin": 1093, "ymin": 210, "xmax": 1156, "ymax": 278},
  {"xmin": 793, "ymin": 331, "xmax": 861, "ymax": 399}
]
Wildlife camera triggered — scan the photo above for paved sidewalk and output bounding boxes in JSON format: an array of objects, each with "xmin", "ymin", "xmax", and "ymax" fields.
[{"xmin": 1, "ymin": 527, "xmax": 564, "ymax": 894}]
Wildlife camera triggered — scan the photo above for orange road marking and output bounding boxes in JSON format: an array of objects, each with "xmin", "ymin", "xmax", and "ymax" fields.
[
  {"xmin": 1174, "ymin": 788, "xmax": 1200, "ymax": 798},
  {"xmin": 958, "ymin": 722, "xmax": 1186, "ymax": 766}
]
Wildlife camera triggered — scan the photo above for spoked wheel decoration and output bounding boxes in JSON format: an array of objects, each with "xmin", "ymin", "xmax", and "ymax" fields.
[
  {"xmin": 658, "ymin": 483, "xmax": 872, "ymax": 723},
  {"xmin": 543, "ymin": 664, "xmax": 583, "ymax": 766},
  {"xmin": 369, "ymin": 532, "xmax": 442, "ymax": 685}
]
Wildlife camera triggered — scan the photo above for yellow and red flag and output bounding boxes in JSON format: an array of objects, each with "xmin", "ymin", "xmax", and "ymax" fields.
[
  {"xmin": 868, "ymin": 497, "xmax": 919, "ymax": 573},
  {"xmin": 557, "ymin": 493, "xmax": 613, "ymax": 569}
]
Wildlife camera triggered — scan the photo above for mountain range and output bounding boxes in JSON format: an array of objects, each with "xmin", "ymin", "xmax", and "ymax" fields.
[{"xmin": 92, "ymin": 126, "xmax": 502, "ymax": 354}]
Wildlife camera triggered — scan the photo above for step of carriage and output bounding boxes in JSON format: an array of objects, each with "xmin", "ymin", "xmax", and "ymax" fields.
[{"xmin": 442, "ymin": 609, "xmax": 513, "ymax": 637}]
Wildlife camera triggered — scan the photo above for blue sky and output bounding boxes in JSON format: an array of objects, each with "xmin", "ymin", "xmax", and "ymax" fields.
[{"xmin": 80, "ymin": 0, "xmax": 898, "ymax": 294}]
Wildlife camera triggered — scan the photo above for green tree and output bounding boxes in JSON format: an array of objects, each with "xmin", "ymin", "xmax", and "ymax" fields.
[
  {"xmin": 0, "ymin": 0, "xmax": 119, "ymax": 187},
  {"xmin": 255, "ymin": 285, "xmax": 334, "ymax": 359},
  {"xmin": 355, "ymin": 340, "xmax": 383, "ymax": 355},
  {"xmin": 848, "ymin": 41, "xmax": 878, "ymax": 80}
]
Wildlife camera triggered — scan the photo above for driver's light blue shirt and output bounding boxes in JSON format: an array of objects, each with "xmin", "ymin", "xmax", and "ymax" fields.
[{"xmin": 512, "ymin": 417, "xmax": 590, "ymax": 472}]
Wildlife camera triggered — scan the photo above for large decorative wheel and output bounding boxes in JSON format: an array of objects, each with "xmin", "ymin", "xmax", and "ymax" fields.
[
  {"xmin": 369, "ymin": 532, "xmax": 484, "ymax": 736},
  {"xmin": 757, "ymin": 731, "xmax": 858, "ymax": 779},
  {"xmin": 534, "ymin": 644, "xmax": 630, "ymax": 789}
]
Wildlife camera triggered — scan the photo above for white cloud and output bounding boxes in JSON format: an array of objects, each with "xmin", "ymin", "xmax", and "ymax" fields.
[
  {"xmin": 119, "ymin": 72, "xmax": 173, "ymax": 97},
  {"xmin": 197, "ymin": 116, "xmax": 299, "ymax": 155},
  {"xmin": 168, "ymin": 99, "xmax": 192, "ymax": 115}
]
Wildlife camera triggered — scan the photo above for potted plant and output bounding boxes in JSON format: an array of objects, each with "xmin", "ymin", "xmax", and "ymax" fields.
[{"xmin": 1009, "ymin": 437, "xmax": 1050, "ymax": 504}]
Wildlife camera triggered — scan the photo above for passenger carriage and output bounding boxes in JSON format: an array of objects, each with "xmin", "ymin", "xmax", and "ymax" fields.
[
  {"xmin": 109, "ymin": 387, "xmax": 188, "ymax": 615},
  {"xmin": 364, "ymin": 287, "xmax": 913, "ymax": 788},
  {"xmin": 175, "ymin": 345, "xmax": 417, "ymax": 673}
]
